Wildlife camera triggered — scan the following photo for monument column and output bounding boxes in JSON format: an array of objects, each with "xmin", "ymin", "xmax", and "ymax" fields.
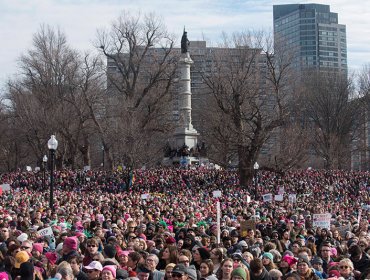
[{"xmin": 174, "ymin": 29, "xmax": 199, "ymax": 149}]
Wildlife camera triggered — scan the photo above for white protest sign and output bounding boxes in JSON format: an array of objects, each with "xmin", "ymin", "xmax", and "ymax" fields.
[
  {"xmin": 246, "ymin": 195, "xmax": 251, "ymax": 203},
  {"xmin": 288, "ymin": 194, "xmax": 297, "ymax": 204},
  {"xmin": 38, "ymin": 227, "xmax": 54, "ymax": 237},
  {"xmin": 26, "ymin": 166, "xmax": 32, "ymax": 172},
  {"xmin": 213, "ymin": 190, "xmax": 222, "ymax": 198},
  {"xmin": 313, "ymin": 213, "xmax": 331, "ymax": 229},
  {"xmin": 278, "ymin": 187, "xmax": 285, "ymax": 194},
  {"xmin": 262, "ymin": 193, "xmax": 273, "ymax": 202},
  {"xmin": 141, "ymin": 193, "xmax": 150, "ymax": 200},
  {"xmin": 1, "ymin": 184, "xmax": 11, "ymax": 191},
  {"xmin": 275, "ymin": 194, "xmax": 284, "ymax": 202}
]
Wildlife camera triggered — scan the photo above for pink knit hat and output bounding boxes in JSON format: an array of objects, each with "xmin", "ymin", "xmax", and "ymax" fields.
[
  {"xmin": 32, "ymin": 243, "xmax": 43, "ymax": 254},
  {"xmin": 102, "ymin": 265, "xmax": 116, "ymax": 278},
  {"xmin": 64, "ymin": 237, "xmax": 78, "ymax": 250}
]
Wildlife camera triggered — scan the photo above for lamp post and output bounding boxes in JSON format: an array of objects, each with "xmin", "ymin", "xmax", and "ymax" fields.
[
  {"xmin": 42, "ymin": 155, "xmax": 48, "ymax": 190},
  {"xmin": 47, "ymin": 135, "xmax": 58, "ymax": 211},
  {"xmin": 253, "ymin": 162, "xmax": 259, "ymax": 199}
]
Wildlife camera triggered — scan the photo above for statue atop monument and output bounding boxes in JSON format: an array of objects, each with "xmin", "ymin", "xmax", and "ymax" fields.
[{"xmin": 181, "ymin": 28, "xmax": 190, "ymax": 53}]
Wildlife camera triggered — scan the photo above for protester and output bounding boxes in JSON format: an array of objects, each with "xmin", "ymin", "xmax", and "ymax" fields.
[{"xmin": 0, "ymin": 167, "xmax": 368, "ymax": 280}]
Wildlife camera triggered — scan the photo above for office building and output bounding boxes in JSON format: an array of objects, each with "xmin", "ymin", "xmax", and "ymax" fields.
[{"xmin": 273, "ymin": 4, "xmax": 347, "ymax": 74}]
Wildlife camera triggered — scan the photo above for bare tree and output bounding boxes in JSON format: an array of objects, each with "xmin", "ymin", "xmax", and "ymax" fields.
[
  {"xmin": 301, "ymin": 70, "xmax": 357, "ymax": 169},
  {"xmin": 354, "ymin": 64, "xmax": 370, "ymax": 170},
  {"xmin": 202, "ymin": 32, "xmax": 293, "ymax": 186},
  {"xmin": 97, "ymin": 11, "xmax": 178, "ymax": 168},
  {"xmin": 6, "ymin": 25, "xmax": 100, "ymax": 169}
]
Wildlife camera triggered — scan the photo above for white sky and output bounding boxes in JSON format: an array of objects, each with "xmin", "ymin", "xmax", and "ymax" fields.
[{"xmin": 1, "ymin": 0, "xmax": 369, "ymax": 92}]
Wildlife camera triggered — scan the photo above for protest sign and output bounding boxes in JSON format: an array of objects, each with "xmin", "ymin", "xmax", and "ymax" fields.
[
  {"xmin": 275, "ymin": 194, "xmax": 284, "ymax": 202},
  {"xmin": 213, "ymin": 190, "xmax": 222, "ymax": 198},
  {"xmin": 262, "ymin": 193, "xmax": 273, "ymax": 202},
  {"xmin": 240, "ymin": 220, "xmax": 256, "ymax": 237},
  {"xmin": 313, "ymin": 213, "xmax": 331, "ymax": 229},
  {"xmin": 246, "ymin": 195, "xmax": 251, "ymax": 203},
  {"xmin": 38, "ymin": 227, "xmax": 54, "ymax": 237}
]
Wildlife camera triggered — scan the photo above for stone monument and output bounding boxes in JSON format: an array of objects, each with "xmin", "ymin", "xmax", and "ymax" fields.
[{"xmin": 163, "ymin": 29, "xmax": 206, "ymax": 166}]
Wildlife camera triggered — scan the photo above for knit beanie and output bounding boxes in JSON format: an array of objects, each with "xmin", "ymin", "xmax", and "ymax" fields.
[
  {"xmin": 64, "ymin": 237, "xmax": 78, "ymax": 251},
  {"xmin": 262, "ymin": 252, "xmax": 274, "ymax": 261},
  {"xmin": 102, "ymin": 265, "xmax": 116, "ymax": 278},
  {"xmin": 231, "ymin": 267, "xmax": 247, "ymax": 280}
]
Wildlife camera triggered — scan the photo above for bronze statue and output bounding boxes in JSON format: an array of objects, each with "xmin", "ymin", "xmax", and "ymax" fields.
[{"xmin": 181, "ymin": 28, "xmax": 190, "ymax": 53}]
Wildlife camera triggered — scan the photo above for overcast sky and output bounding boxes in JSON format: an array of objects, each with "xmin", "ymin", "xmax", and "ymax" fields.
[{"xmin": 1, "ymin": 0, "xmax": 369, "ymax": 91}]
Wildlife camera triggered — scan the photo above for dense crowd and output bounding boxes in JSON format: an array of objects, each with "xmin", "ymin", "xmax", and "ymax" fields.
[{"xmin": 0, "ymin": 168, "xmax": 369, "ymax": 280}]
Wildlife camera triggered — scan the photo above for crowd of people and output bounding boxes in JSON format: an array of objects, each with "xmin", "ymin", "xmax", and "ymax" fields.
[{"xmin": 0, "ymin": 167, "xmax": 369, "ymax": 280}]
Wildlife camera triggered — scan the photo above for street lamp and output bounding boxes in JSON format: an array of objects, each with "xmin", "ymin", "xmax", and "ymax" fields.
[
  {"xmin": 253, "ymin": 162, "xmax": 259, "ymax": 199},
  {"xmin": 42, "ymin": 155, "xmax": 48, "ymax": 190},
  {"xmin": 47, "ymin": 135, "xmax": 58, "ymax": 211}
]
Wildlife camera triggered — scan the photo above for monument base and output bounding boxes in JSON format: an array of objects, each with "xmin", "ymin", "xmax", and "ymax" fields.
[{"xmin": 162, "ymin": 156, "xmax": 209, "ymax": 167}]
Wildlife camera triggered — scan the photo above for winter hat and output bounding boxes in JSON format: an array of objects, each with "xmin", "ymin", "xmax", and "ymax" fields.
[
  {"xmin": 262, "ymin": 252, "xmax": 274, "ymax": 261},
  {"xmin": 45, "ymin": 252, "xmax": 58, "ymax": 265},
  {"xmin": 166, "ymin": 236, "xmax": 176, "ymax": 244},
  {"xmin": 14, "ymin": 251, "xmax": 30, "ymax": 268},
  {"xmin": 0, "ymin": 272, "xmax": 9, "ymax": 280},
  {"xmin": 185, "ymin": 267, "xmax": 197, "ymax": 280},
  {"xmin": 104, "ymin": 244, "xmax": 117, "ymax": 258},
  {"xmin": 250, "ymin": 245, "xmax": 261, "ymax": 258},
  {"xmin": 102, "ymin": 265, "xmax": 116, "ymax": 278},
  {"xmin": 297, "ymin": 256, "xmax": 311, "ymax": 267},
  {"xmin": 63, "ymin": 237, "xmax": 78, "ymax": 251},
  {"xmin": 269, "ymin": 249, "xmax": 282, "ymax": 262},
  {"xmin": 311, "ymin": 256, "xmax": 323, "ymax": 265},
  {"xmin": 32, "ymin": 243, "xmax": 44, "ymax": 254},
  {"xmin": 231, "ymin": 267, "xmax": 247, "ymax": 280},
  {"xmin": 16, "ymin": 233, "xmax": 28, "ymax": 243},
  {"xmin": 197, "ymin": 247, "xmax": 210, "ymax": 260},
  {"xmin": 281, "ymin": 255, "xmax": 297, "ymax": 267}
]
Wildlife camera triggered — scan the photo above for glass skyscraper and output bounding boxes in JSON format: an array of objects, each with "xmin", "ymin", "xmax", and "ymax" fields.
[{"xmin": 273, "ymin": 4, "xmax": 347, "ymax": 74}]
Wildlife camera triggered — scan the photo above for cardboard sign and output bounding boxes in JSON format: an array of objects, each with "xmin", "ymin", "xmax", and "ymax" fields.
[
  {"xmin": 213, "ymin": 190, "xmax": 222, "ymax": 198},
  {"xmin": 262, "ymin": 194, "xmax": 273, "ymax": 202},
  {"xmin": 38, "ymin": 227, "xmax": 54, "ymax": 237},
  {"xmin": 240, "ymin": 220, "xmax": 255, "ymax": 237},
  {"xmin": 275, "ymin": 194, "xmax": 284, "ymax": 202},
  {"xmin": 313, "ymin": 213, "xmax": 331, "ymax": 229}
]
